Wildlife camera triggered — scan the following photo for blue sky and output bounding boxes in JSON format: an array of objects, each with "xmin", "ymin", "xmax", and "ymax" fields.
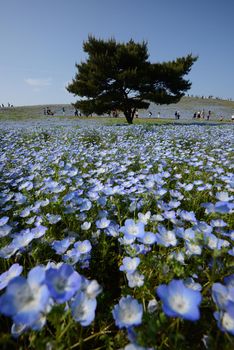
[{"xmin": 0, "ymin": 0, "xmax": 233, "ymax": 106}]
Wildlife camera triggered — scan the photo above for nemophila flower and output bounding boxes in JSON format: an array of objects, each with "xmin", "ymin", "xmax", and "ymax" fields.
[
  {"xmin": 126, "ymin": 271, "xmax": 145, "ymax": 288},
  {"xmin": 184, "ymin": 278, "xmax": 202, "ymax": 292},
  {"xmin": 71, "ymin": 291, "xmax": 97, "ymax": 326},
  {"xmin": 214, "ymin": 201, "xmax": 234, "ymax": 214},
  {"xmin": 112, "ymin": 296, "xmax": 143, "ymax": 328},
  {"xmin": 185, "ymin": 241, "xmax": 202, "ymax": 256},
  {"xmin": 212, "ymin": 283, "xmax": 230, "ymax": 309},
  {"xmin": 137, "ymin": 211, "xmax": 151, "ymax": 224},
  {"xmin": 87, "ymin": 190, "xmax": 99, "ymax": 201},
  {"xmin": 12, "ymin": 229, "xmax": 35, "ymax": 250},
  {"xmin": 155, "ymin": 187, "xmax": 167, "ymax": 198},
  {"xmin": 0, "ymin": 224, "xmax": 12, "ymax": 238},
  {"xmin": 179, "ymin": 210, "xmax": 197, "ymax": 223},
  {"xmin": 46, "ymin": 214, "xmax": 61, "ymax": 224},
  {"xmin": 74, "ymin": 240, "xmax": 92, "ymax": 255},
  {"xmin": 224, "ymin": 274, "xmax": 234, "ymax": 288},
  {"xmin": 0, "ymin": 264, "xmax": 23, "ymax": 290},
  {"xmin": 79, "ymin": 198, "xmax": 92, "ymax": 212},
  {"xmin": 228, "ymin": 247, "xmax": 234, "ymax": 256},
  {"xmin": 0, "ymin": 216, "xmax": 9, "ymax": 226},
  {"xmin": 210, "ymin": 219, "xmax": 227, "ymax": 228},
  {"xmin": 205, "ymin": 233, "xmax": 230, "ymax": 250},
  {"xmin": 51, "ymin": 237, "xmax": 74, "ymax": 255},
  {"xmin": 45, "ymin": 264, "xmax": 81, "ymax": 303},
  {"xmin": 147, "ymin": 299, "xmax": 158, "ymax": 313},
  {"xmin": 156, "ymin": 225, "xmax": 177, "ymax": 247},
  {"xmin": 201, "ymin": 202, "xmax": 215, "ymax": 214},
  {"xmin": 163, "ymin": 210, "xmax": 177, "ymax": 223},
  {"xmin": 151, "ymin": 214, "xmax": 164, "ymax": 222},
  {"xmin": 20, "ymin": 207, "xmax": 31, "ymax": 218},
  {"xmin": 105, "ymin": 223, "xmax": 120, "ymax": 237},
  {"xmin": 168, "ymin": 200, "xmax": 181, "ymax": 209},
  {"xmin": 95, "ymin": 217, "xmax": 110, "ymax": 229},
  {"xmin": 169, "ymin": 251, "xmax": 185, "ymax": 264},
  {"xmin": 0, "ymin": 266, "xmax": 50, "ymax": 328},
  {"xmin": 157, "ymin": 279, "xmax": 202, "ymax": 321},
  {"xmin": 82, "ymin": 278, "xmax": 102, "ymax": 299},
  {"xmin": 97, "ymin": 196, "xmax": 107, "ymax": 207},
  {"xmin": 184, "ymin": 183, "xmax": 194, "ymax": 191},
  {"xmin": 216, "ymin": 191, "xmax": 233, "ymax": 202},
  {"xmin": 120, "ymin": 257, "xmax": 140, "ymax": 274},
  {"xmin": 120, "ymin": 219, "xmax": 145, "ymax": 241},
  {"xmin": 81, "ymin": 221, "xmax": 91, "ymax": 230},
  {"xmin": 139, "ymin": 231, "xmax": 157, "ymax": 245},
  {"xmin": 26, "ymin": 216, "xmax": 36, "ymax": 225},
  {"xmin": 214, "ymin": 305, "xmax": 234, "ymax": 335},
  {"xmin": 31, "ymin": 225, "xmax": 47, "ymax": 238}
]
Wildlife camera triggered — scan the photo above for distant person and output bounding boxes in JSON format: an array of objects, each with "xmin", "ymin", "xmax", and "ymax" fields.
[
  {"xmin": 135, "ymin": 109, "xmax": 139, "ymax": 118},
  {"xmin": 231, "ymin": 115, "xmax": 234, "ymax": 122},
  {"xmin": 62, "ymin": 107, "xmax": 65, "ymax": 116},
  {"xmin": 2, "ymin": 104, "xmax": 4, "ymax": 108},
  {"xmin": 74, "ymin": 109, "xmax": 78, "ymax": 116},
  {"xmin": 197, "ymin": 111, "xmax": 201, "ymax": 119},
  {"xmin": 207, "ymin": 110, "xmax": 211, "ymax": 120},
  {"xmin": 148, "ymin": 111, "xmax": 152, "ymax": 117},
  {"xmin": 175, "ymin": 111, "xmax": 180, "ymax": 119},
  {"xmin": 175, "ymin": 111, "xmax": 178, "ymax": 119},
  {"xmin": 157, "ymin": 112, "xmax": 160, "ymax": 119},
  {"xmin": 112, "ymin": 110, "xmax": 117, "ymax": 118},
  {"xmin": 201, "ymin": 109, "xmax": 205, "ymax": 119},
  {"xmin": 193, "ymin": 112, "xmax": 197, "ymax": 119}
]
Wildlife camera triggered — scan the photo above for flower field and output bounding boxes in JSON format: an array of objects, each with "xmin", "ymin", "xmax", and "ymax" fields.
[{"xmin": 0, "ymin": 121, "xmax": 233, "ymax": 350}]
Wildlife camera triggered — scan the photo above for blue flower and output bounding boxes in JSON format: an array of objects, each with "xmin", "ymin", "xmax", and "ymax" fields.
[
  {"xmin": 45, "ymin": 264, "xmax": 81, "ymax": 303},
  {"xmin": 120, "ymin": 257, "xmax": 140, "ymax": 274},
  {"xmin": 0, "ymin": 216, "xmax": 9, "ymax": 226},
  {"xmin": 120, "ymin": 219, "xmax": 145, "ymax": 241},
  {"xmin": 0, "ymin": 263, "xmax": 23, "ymax": 290},
  {"xmin": 0, "ymin": 266, "xmax": 50, "ymax": 327},
  {"xmin": 157, "ymin": 279, "xmax": 202, "ymax": 321},
  {"xmin": 51, "ymin": 237, "xmax": 74, "ymax": 255},
  {"xmin": 112, "ymin": 296, "xmax": 143, "ymax": 328},
  {"xmin": 126, "ymin": 271, "xmax": 145, "ymax": 288},
  {"xmin": 214, "ymin": 304, "xmax": 234, "ymax": 335},
  {"xmin": 96, "ymin": 217, "xmax": 110, "ymax": 229},
  {"xmin": 156, "ymin": 225, "xmax": 177, "ymax": 247},
  {"xmin": 71, "ymin": 291, "xmax": 97, "ymax": 326},
  {"xmin": 74, "ymin": 240, "xmax": 92, "ymax": 255}
]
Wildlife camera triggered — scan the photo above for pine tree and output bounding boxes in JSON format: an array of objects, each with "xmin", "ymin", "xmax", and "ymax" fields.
[{"xmin": 67, "ymin": 36, "xmax": 197, "ymax": 124}]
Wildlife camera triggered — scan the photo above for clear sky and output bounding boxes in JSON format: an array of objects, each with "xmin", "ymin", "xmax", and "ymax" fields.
[{"xmin": 0, "ymin": 0, "xmax": 233, "ymax": 106}]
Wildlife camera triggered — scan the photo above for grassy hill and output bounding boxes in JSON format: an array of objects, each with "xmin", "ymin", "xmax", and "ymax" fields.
[{"xmin": 0, "ymin": 97, "xmax": 233, "ymax": 122}]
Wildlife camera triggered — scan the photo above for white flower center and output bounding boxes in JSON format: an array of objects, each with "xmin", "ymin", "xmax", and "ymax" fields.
[
  {"xmin": 222, "ymin": 312, "xmax": 234, "ymax": 331},
  {"xmin": 169, "ymin": 294, "xmax": 189, "ymax": 314}
]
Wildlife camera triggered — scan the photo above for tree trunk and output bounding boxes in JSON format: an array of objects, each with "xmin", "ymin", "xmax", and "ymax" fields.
[{"xmin": 124, "ymin": 109, "xmax": 134, "ymax": 124}]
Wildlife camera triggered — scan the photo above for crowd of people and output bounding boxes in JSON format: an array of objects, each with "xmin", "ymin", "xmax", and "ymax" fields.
[
  {"xmin": 38, "ymin": 107, "xmax": 233, "ymax": 121},
  {"xmin": 0, "ymin": 103, "xmax": 14, "ymax": 108}
]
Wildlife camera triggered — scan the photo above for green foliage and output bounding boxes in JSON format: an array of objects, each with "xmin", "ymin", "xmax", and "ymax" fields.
[{"xmin": 67, "ymin": 36, "xmax": 198, "ymax": 123}]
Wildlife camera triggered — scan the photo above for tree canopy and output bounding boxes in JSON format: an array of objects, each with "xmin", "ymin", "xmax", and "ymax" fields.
[{"xmin": 67, "ymin": 36, "xmax": 198, "ymax": 124}]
